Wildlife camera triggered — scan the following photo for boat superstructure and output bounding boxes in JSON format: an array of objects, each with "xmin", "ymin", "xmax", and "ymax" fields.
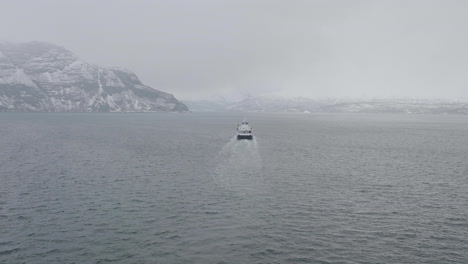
[{"xmin": 237, "ymin": 121, "xmax": 253, "ymax": 140}]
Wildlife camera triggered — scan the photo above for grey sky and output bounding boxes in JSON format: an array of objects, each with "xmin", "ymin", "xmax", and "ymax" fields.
[{"xmin": 2, "ymin": 0, "xmax": 468, "ymax": 100}]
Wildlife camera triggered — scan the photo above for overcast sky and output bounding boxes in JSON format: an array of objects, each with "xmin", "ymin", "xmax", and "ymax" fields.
[{"xmin": 2, "ymin": 0, "xmax": 468, "ymax": 100}]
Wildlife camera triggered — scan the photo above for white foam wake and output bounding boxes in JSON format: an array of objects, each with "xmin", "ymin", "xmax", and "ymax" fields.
[{"xmin": 212, "ymin": 136, "xmax": 265, "ymax": 195}]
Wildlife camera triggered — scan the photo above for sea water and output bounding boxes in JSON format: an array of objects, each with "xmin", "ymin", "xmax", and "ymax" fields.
[{"xmin": 1, "ymin": 112, "xmax": 467, "ymax": 263}]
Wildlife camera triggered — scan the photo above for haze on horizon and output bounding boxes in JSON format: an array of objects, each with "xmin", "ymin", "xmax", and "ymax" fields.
[{"xmin": 2, "ymin": 0, "xmax": 468, "ymax": 101}]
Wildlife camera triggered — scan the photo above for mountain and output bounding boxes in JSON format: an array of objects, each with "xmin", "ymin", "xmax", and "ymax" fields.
[
  {"xmin": 0, "ymin": 41, "xmax": 188, "ymax": 112},
  {"xmin": 183, "ymin": 98, "xmax": 234, "ymax": 112},
  {"xmin": 188, "ymin": 96, "xmax": 468, "ymax": 114},
  {"xmin": 319, "ymin": 98, "xmax": 468, "ymax": 114},
  {"xmin": 225, "ymin": 96, "xmax": 323, "ymax": 112}
]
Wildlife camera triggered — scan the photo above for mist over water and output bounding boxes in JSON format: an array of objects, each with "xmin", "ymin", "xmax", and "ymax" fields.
[{"xmin": 1, "ymin": 112, "xmax": 467, "ymax": 263}]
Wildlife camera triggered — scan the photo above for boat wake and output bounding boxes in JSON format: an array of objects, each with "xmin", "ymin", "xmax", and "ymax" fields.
[{"xmin": 211, "ymin": 136, "xmax": 265, "ymax": 195}]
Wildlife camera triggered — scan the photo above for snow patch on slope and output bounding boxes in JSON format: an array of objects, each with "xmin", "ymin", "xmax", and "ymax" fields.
[{"xmin": 0, "ymin": 68, "xmax": 37, "ymax": 87}]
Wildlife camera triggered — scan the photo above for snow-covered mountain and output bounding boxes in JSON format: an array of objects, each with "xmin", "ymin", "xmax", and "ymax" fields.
[
  {"xmin": 187, "ymin": 96, "xmax": 468, "ymax": 114},
  {"xmin": 0, "ymin": 41, "xmax": 188, "ymax": 112},
  {"xmin": 225, "ymin": 96, "xmax": 323, "ymax": 112}
]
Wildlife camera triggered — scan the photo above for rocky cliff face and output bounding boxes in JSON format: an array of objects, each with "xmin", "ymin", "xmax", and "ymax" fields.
[{"xmin": 0, "ymin": 41, "xmax": 188, "ymax": 112}]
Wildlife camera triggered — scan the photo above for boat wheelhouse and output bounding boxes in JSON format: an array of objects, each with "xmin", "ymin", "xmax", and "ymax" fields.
[{"xmin": 237, "ymin": 121, "xmax": 253, "ymax": 140}]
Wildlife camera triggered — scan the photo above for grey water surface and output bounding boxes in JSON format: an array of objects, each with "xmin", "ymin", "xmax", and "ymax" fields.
[{"xmin": 1, "ymin": 112, "xmax": 467, "ymax": 264}]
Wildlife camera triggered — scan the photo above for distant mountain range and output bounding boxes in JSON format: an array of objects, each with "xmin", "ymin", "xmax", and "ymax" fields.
[
  {"xmin": 184, "ymin": 96, "xmax": 468, "ymax": 114},
  {"xmin": 0, "ymin": 41, "xmax": 188, "ymax": 112}
]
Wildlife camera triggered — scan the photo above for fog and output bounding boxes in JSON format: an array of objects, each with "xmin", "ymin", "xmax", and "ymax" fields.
[{"xmin": 2, "ymin": 0, "xmax": 468, "ymax": 100}]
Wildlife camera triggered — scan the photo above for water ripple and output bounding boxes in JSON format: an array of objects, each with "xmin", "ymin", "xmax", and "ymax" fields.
[{"xmin": 1, "ymin": 113, "xmax": 467, "ymax": 263}]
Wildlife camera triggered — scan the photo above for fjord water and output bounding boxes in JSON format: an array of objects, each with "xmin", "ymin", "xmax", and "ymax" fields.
[{"xmin": 1, "ymin": 113, "xmax": 467, "ymax": 264}]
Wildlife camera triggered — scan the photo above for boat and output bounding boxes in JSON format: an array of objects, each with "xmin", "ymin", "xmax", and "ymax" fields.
[{"xmin": 237, "ymin": 120, "xmax": 253, "ymax": 140}]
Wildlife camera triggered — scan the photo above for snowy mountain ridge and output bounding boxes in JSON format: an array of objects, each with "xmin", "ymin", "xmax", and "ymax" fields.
[
  {"xmin": 0, "ymin": 41, "xmax": 188, "ymax": 112},
  {"xmin": 184, "ymin": 96, "xmax": 468, "ymax": 114}
]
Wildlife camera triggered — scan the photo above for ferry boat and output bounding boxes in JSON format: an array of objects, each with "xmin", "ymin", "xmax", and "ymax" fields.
[{"xmin": 237, "ymin": 121, "xmax": 253, "ymax": 140}]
